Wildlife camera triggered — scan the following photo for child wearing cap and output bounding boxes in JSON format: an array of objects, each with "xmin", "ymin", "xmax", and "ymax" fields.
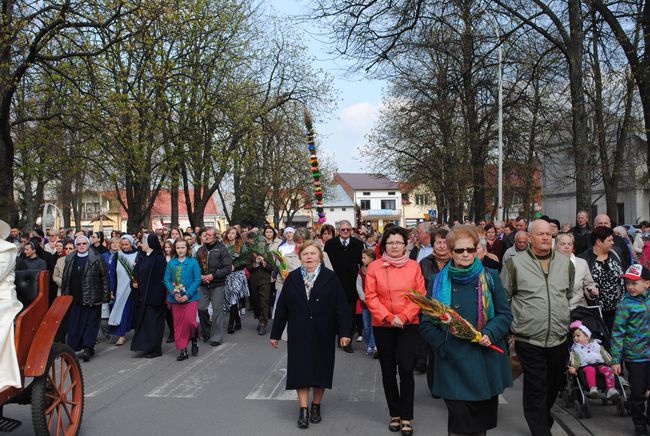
[
  {"xmin": 568, "ymin": 320, "xmax": 619, "ymax": 399},
  {"xmin": 611, "ymin": 264, "xmax": 650, "ymax": 436}
]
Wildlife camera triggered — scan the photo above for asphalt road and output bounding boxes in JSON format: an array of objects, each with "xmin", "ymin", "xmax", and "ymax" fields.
[{"xmin": 2, "ymin": 314, "xmax": 582, "ymax": 435}]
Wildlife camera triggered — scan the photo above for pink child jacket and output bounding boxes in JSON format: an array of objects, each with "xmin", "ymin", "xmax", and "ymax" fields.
[{"xmin": 364, "ymin": 258, "xmax": 426, "ymax": 327}]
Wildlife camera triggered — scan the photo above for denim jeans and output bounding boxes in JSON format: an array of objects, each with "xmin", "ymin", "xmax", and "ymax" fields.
[{"xmin": 361, "ymin": 306, "xmax": 376, "ymax": 349}]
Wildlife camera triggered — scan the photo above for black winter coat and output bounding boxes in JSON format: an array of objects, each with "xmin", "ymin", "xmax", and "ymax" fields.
[
  {"xmin": 133, "ymin": 251, "xmax": 167, "ymax": 307},
  {"xmin": 324, "ymin": 237, "xmax": 363, "ymax": 302},
  {"xmin": 270, "ymin": 267, "xmax": 351, "ymax": 390},
  {"xmin": 60, "ymin": 251, "xmax": 110, "ymax": 306}
]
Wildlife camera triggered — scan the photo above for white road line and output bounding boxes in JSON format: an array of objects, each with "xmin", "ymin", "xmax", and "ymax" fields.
[
  {"xmin": 145, "ymin": 343, "xmax": 236, "ymax": 398},
  {"xmin": 86, "ymin": 359, "xmax": 156, "ymax": 397},
  {"xmin": 246, "ymin": 353, "xmax": 296, "ymax": 400}
]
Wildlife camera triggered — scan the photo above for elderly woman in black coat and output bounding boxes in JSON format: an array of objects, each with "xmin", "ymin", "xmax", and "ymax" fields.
[
  {"xmin": 131, "ymin": 234, "xmax": 167, "ymax": 358},
  {"xmin": 270, "ymin": 240, "xmax": 352, "ymax": 429}
]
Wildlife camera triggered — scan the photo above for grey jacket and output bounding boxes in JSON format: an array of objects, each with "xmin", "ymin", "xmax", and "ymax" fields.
[
  {"xmin": 501, "ymin": 249, "xmax": 575, "ymax": 348},
  {"xmin": 197, "ymin": 242, "xmax": 232, "ymax": 288},
  {"xmin": 61, "ymin": 251, "xmax": 111, "ymax": 306}
]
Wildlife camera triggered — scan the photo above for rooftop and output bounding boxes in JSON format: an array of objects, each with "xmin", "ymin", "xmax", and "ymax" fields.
[
  {"xmin": 335, "ymin": 173, "xmax": 401, "ymax": 191},
  {"xmin": 326, "ymin": 185, "xmax": 355, "ymax": 207}
]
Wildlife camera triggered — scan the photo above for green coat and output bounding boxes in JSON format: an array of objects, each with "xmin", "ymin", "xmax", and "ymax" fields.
[{"xmin": 420, "ymin": 269, "xmax": 513, "ymax": 401}]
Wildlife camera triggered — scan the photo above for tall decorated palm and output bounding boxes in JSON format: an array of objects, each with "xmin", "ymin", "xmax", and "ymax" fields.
[{"xmin": 304, "ymin": 111, "xmax": 326, "ymax": 224}]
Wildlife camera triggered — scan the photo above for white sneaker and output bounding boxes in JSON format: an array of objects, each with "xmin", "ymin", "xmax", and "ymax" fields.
[
  {"xmin": 356, "ymin": 336, "xmax": 363, "ymax": 342},
  {"xmin": 240, "ymin": 308, "xmax": 246, "ymax": 315},
  {"xmin": 606, "ymin": 388, "xmax": 620, "ymax": 400},
  {"xmin": 589, "ymin": 387, "xmax": 599, "ymax": 399}
]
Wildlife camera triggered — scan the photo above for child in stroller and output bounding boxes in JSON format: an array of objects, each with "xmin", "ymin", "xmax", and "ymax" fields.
[{"xmin": 568, "ymin": 320, "xmax": 620, "ymax": 400}]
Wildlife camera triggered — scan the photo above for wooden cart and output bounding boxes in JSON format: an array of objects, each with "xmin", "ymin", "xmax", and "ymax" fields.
[{"xmin": 0, "ymin": 270, "xmax": 84, "ymax": 435}]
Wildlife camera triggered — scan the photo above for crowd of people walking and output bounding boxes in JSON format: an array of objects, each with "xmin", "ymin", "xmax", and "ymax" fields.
[{"xmin": 3, "ymin": 210, "xmax": 650, "ymax": 436}]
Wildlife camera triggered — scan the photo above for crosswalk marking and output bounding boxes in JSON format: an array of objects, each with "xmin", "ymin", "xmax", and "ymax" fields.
[
  {"xmin": 145, "ymin": 343, "xmax": 236, "ymax": 398},
  {"xmin": 86, "ymin": 359, "xmax": 156, "ymax": 398},
  {"xmin": 246, "ymin": 353, "xmax": 296, "ymax": 400}
]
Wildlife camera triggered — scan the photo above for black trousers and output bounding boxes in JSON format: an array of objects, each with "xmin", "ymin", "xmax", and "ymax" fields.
[
  {"xmin": 626, "ymin": 360, "xmax": 650, "ymax": 429},
  {"xmin": 165, "ymin": 304, "xmax": 174, "ymax": 336},
  {"xmin": 515, "ymin": 340, "xmax": 568, "ymax": 436},
  {"xmin": 374, "ymin": 325, "xmax": 419, "ymax": 420}
]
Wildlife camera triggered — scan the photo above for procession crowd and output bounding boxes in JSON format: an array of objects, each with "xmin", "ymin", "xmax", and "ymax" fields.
[{"xmin": 4, "ymin": 211, "xmax": 650, "ymax": 436}]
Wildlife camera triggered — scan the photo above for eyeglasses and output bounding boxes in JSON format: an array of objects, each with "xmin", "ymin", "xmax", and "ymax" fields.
[
  {"xmin": 340, "ymin": 228, "xmax": 352, "ymax": 232},
  {"xmin": 76, "ymin": 242, "xmax": 88, "ymax": 246},
  {"xmin": 452, "ymin": 247, "xmax": 477, "ymax": 254},
  {"xmin": 385, "ymin": 241, "xmax": 405, "ymax": 246}
]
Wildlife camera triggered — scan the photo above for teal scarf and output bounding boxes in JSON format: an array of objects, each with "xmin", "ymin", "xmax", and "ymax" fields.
[{"xmin": 431, "ymin": 258, "xmax": 494, "ymax": 329}]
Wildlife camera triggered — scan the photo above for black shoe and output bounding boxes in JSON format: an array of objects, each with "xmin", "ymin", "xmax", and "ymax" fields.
[
  {"xmin": 191, "ymin": 340, "xmax": 199, "ymax": 356},
  {"xmin": 400, "ymin": 421, "xmax": 413, "ymax": 436},
  {"xmin": 210, "ymin": 341, "xmax": 220, "ymax": 347},
  {"xmin": 145, "ymin": 351, "xmax": 162, "ymax": 358},
  {"xmin": 227, "ymin": 325, "xmax": 235, "ymax": 334},
  {"xmin": 343, "ymin": 345, "xmax": 353, "ymax": 354},
  {"xmin": 297, "ymin": 407, "xmax": 309, "ymax": 429},
  {"xmin": 177, "ymin": 349, "xmax": 188, "ymax": 361},
  {"xmin": 235, "ymin": 322, "xmax": 242, "ymax": 330},
  {"xmin": 258, "ymin": 324, "xmax": 267, "ymax": 335},
  {"xmin": 309, "ymin": 403, "xmax": 321, "ymax": 424},
  {"xmin": 166, "ymin": 333, "xmax": 175, "ymax": 343},
  {"xmin": 75, "ymin": 349, "xmax": 90, "ymax": 362},
  {"xmin": 202, "ymin": 335, "xmax": 210, "ymax": 343}
]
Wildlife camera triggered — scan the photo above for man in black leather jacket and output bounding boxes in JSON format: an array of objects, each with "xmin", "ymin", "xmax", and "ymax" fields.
[{"xmin": 60, "ymin": 235, "xmax": 110, "ymax": 361}]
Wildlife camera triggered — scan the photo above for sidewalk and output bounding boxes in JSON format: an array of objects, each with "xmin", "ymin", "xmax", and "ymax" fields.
[{"xmin": 552, "ymin": 396, "xmax": 637, "ymax": 436}]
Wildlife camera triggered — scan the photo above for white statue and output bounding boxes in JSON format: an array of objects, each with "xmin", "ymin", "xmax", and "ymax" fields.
[{"xmin": 0, "ymin": 220, "xmax": 22, "ymax": 389}]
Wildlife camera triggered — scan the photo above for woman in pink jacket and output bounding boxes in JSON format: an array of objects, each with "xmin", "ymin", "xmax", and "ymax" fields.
[{"xmin": 365, "ymin": 226, "xmax": 426, "ymax": 436}]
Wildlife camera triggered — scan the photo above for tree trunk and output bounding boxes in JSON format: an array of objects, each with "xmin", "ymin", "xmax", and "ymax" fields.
[
  {"xmin": 170, "ymin": 169, "xmax": 179, "ymax": 229},
  {"xmin": 0, "ymin": 113, "xmax": 17, "ymax": 225},
  {"xmin": 568, "ymin": 0, "xmax": 592, "ymax": 214}
]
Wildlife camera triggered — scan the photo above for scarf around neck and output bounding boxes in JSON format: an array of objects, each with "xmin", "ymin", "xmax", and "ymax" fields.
[
  {"xmin": 300, "ymin": 264, "xmax": 321, "ymax": 299},
  {"xmin": 382, "ymin": 253, "xmax": 409, "ymax": 268},
  {"xmin": 431, "ymin": 258, "xmax": 494, "ymax": 330}
]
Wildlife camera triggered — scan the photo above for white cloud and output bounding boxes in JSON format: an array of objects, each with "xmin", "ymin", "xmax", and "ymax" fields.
[{"xmin": 341, "ymin": 102, "xmax": 382, "ymax": 133}]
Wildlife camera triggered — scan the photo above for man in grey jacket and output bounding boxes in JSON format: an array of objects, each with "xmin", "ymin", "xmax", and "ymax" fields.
[
  {"xmin": 501, "ymin": 220, "xmax": 574, "ymax": 436},
  {"xmin": 196, "ymin": 227, "xmax": 232, "ymax": 346}
]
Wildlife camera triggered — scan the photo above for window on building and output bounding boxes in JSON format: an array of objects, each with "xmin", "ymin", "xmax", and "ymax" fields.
[
  {"xmin": 82, "ymin": 202, "xmax": 100, "ymax": 220},
  {"xmin": 381, "ymin": 199, "xmax": 396, "ymax": 210},
  {"xmin": 388, "ymin": 191, "xmax": 396, "ymax": 195},
  {"xmin": 415, "ymin": 194, "xmax": 430, "ymax": 206},
  {"xmin": 330, "ymin": 208, "xmax": 335, "ymax": 212},
  {"xmin": 362, "ymin": 192, "xmax": 370, "ymax": 196},
  {"xmin": 360, "ymin": 200, "xmax": 371, "ymax": 210},
  {"xmin": 342, "ymin": 208, "xmax": 346, "ymax": 211}
]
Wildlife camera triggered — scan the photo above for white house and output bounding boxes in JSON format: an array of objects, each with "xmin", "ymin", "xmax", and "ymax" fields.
[{"xmin": 334, "ymin": 173, "xmax": 402, "ymax": 231}]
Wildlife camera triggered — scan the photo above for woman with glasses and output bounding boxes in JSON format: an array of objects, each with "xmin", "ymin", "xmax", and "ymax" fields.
[
  {"xmin": 365, "ymin": 226, "xmax": 426, "ymax": 436},
  {"xmin": 420, "ymin": 225, "xmax": 512, "ymax": 436}
]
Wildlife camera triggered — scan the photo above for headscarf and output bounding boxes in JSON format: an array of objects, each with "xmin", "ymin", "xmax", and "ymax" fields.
[
  {"xmin": 431, "ymin": 258, "xmax": 494, "ymax": 330},
  {"xmin": 146, "ymin": 233, "xmax": 163, "ymax": 253},
  {"xmin": 120, "ymin": 234, "xmax": 137, "ymax": 249}
]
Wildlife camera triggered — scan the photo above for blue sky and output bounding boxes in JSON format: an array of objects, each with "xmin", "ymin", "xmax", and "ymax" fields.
[{"xmin": 265, "ymin": 0, "xmax": 385, "ymax": 172}]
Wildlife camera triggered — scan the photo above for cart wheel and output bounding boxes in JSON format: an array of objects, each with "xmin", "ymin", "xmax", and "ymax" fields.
[
  {"xmin": 574, "ymin": 399, "xmax": 584, "ymax": 419},
  {"xmin": 616, "ymin": 398, "xmax": 626, "ymax": 417},
  {"xmin": 31, "ymin": 343, "xmax": 84, "ymax": 436}
]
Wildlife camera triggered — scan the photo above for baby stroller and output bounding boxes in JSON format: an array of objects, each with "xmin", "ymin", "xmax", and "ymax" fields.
[{"xmin": 562, "ymin": 305, "xmax": 630, "ymax": 419}]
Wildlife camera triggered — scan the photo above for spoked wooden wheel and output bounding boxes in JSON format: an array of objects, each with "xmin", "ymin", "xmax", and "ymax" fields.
[{"xmin": 31, "ymin": 343, "xmax": 84, "ymax": 436}]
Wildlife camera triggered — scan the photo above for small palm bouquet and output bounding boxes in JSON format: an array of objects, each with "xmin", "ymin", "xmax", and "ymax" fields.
[
  {"xmin": 118, "ymin": 254, "xmax": 137, "ymax": 287},
  {"xmin": 405, "ymin": 291, "xmax": 504, "ymax": 354},
  {"xmin": 172, "ymin": 264, "xmax": 186, "ymax": 297}
]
